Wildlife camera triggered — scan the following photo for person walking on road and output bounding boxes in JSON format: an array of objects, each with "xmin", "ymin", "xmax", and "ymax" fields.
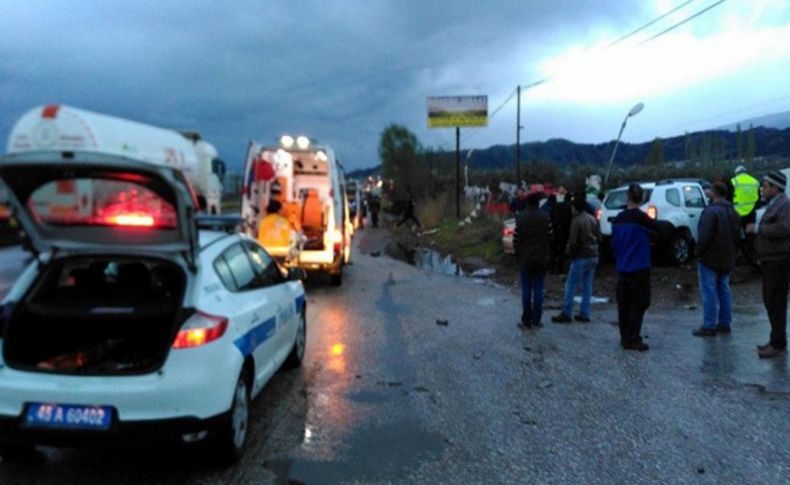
[
  {"xmin": 692, "ymin": 182, "xmax": 741, "ymax": 337},
  {"xmin": 552, "ymin": 192, "xmax": 600, "ymax": 324},
  {"xmin": 396, "ymin": 190, "xmax": 421, "ymax": 230},
  {"xmin": 746, "ymin": 170, "xmax": 790, "ymax": 358},
  {"xmin": 611, "ymin": 184, "xmax": 660, "ymax": 351},
  {"xmin": 514, "ymin": 191, "xmax": 551, "ymax": 329},
  {"xmin": 368, "ymin": 194, "xmax": 381, "ymax": 228}
]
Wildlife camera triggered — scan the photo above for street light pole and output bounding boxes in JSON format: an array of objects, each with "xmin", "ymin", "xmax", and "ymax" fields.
[
  {"xmin": 604, "ymin": 102, "xmax": 644, "ymax": 187},
  {"xmin": 515, "ymin": 85, "xmax": 521, "ymax": 184}
]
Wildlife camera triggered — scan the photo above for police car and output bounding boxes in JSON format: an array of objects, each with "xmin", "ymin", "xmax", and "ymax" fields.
[{"xmin": 0, "ymin": 151, "xmax": 307, "ymax": 464}]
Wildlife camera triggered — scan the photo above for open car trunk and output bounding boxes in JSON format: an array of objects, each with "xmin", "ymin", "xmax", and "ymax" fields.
[{"xmin": 2, "ymin": 256, "xmax": 187, "ymax": 375}]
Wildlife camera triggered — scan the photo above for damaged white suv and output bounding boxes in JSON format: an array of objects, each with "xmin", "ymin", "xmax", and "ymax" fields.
[
  {"xmin": 598, "ymin": 180, "xmax": 708, "ymax": 265},
  {"xmin": 0, "ymin": 151, "xmax": 306, "ymax": 464}
]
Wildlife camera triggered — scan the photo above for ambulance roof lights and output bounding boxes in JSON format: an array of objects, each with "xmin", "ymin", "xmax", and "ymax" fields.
[
  {"xmin": 296, "ymin": 136, "xmax": 310, "ymax": 149},
  {"xmin": 280, "ymin": 135, "xmax": 294, "ymax": 148}
]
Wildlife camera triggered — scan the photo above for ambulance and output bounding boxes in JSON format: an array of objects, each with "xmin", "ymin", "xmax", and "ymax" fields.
[{"xmin": 241, "ymin": 136, "xmax": 350, "ymax": 286}]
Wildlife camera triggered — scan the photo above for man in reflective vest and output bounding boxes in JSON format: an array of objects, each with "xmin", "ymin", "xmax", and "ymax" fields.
[{"xmin": 729, "ymin": 164, "xmax": 760, "ymax": 224}]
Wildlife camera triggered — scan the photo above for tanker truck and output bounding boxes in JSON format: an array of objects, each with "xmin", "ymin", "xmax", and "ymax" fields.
[{"xmin": 6, "ymin": 104, "xmax": 225, "ymax": 214}]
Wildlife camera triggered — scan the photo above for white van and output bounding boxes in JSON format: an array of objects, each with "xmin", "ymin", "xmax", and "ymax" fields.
[{"xmin": 241, "ymin": 136, "xmax": 350, "ymax": 285}]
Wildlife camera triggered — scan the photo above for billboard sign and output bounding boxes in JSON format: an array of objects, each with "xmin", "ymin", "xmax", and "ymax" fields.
[{"xmin": 427, "ymin": 96, "xmax": 488, "ymax": 128}]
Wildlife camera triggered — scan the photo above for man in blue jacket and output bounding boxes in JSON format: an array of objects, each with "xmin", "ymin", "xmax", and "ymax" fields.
[{"xmin": 612, "ymin": 184, "xmax": 659, "ymax": 351}]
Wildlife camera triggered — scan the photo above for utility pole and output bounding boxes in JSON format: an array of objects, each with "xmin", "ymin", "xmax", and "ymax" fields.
[
  {"xmin": 515, "ymin": 85, "xmax": 521, "ymax": 184},
  {"xmin": 455, "ymin": 126, "xmax": 460, "ymax": 218}
]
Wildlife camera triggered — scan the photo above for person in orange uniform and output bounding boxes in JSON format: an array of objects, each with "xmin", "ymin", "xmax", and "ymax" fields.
[{"xmin": 257, "ymin": 199, "xmax": 298, "ymax": 264}]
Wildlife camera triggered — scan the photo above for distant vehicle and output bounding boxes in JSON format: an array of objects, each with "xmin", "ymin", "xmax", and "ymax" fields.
[
  {"xmin": 0, "ymin": 150, "xmax": 306, "ymax": 464},
  {"xmin": 598, "ymin": 179, "xmax": 708, "ymax": 265},
  {"xmin": 502, "ymin": 218, "xmax": 515, "ymax": 254},
  {"xmin": 178, "ymin": 131, "xmax": 227, "ymax": 214},
  {"xmin": 6, "ymin": 105, "xmax": 226, "ymax": 214},
  {"xmin": 241, "ymin": 135, "xmax": 350, "ymax": 285},
  {"xmin": 0, "ymin": 182, "xmax": 10, "ymax": 228}
]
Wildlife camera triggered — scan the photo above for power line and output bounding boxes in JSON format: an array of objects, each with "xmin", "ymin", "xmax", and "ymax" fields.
[
  {"xmin": 460, "ymin": 87, "xmax": 517, "ymax": 143},
  {"xmin": 638, "ymin": 0, "xmax": 727, "ymax": 45},
  {"xmin": 608, "ymin": 0, "xmax": 695, "ymax": 47},
  {"xmin": 457, "ymin": 0, "xmax": 724, "ymax": 146}
]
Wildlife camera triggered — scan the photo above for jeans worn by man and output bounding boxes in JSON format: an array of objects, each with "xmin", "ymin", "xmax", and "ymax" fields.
[
  {"xmin": 692, "ymin": 182, "xmax": 740, "ymax": 337},
  {"xmin": 520, "ymin": 271, "xmax": 545, "ymax": 327},
  {"xmin": 696, "ymin": 263, "xmax": 733, "ymax": 332},
  {"xmin": 558, "ymin": 257, "xmax": 598, "ymax": 322}
]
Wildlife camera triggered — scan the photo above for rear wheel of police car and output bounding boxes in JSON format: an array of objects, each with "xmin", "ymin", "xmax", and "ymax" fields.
[
  {"xmin": 668, "ymin": 231, "xmax": 692, "ymax": 265},
  {"xmin": 286, "ymin": 311, "xmax": 307, "ymax": 368},
  {"xmin": 0, "ymin": 442, "xmax": 35, "ymax": 460},
  {"xmin": 211, "ymin": 370, "xmax": 251, "ymax": 465}
]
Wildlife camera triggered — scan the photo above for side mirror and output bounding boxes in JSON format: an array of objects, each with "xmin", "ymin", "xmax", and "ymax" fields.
[{"xmin": 288, "ymin": 267, "xmax": 307, "ymax": 281}]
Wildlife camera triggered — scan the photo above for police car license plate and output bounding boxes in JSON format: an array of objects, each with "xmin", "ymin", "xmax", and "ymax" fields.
[{"xmin": 25, "ymin": 403, "xmax": 112, "ymax": 430}]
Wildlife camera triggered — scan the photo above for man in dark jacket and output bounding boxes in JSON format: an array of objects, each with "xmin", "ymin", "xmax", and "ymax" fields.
[
  {"xmin": 510, "ymin": 186, "xmax": 527, "ymax": 215},
  {"xmin": 747, "ymin": 170, "xmax": 790, "ymax": 358},
  {"xmin": 692, "ymin": 182, "xmax": 741, "ymax": 337},
  {"xmin": 611, "ymin": 184, "xmax": 659, "ymax": 351},
  {"xmin": 514, "ymin": 192, "xmax": 551, "ymax": 329},
  {"xmin": 549, "ymin": 185, "xmax": 572, "ymax": 274}
]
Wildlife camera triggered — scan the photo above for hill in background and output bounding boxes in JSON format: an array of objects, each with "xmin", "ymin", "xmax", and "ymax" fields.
[{"xmin": 346, "ymin": 111, "xmax": 790, "ymax": 180}]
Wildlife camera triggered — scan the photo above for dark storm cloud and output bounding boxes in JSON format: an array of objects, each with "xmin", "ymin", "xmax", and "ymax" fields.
[{"xmin": 1, "ymin": 1, "xmax": 659, "ymax": 170}]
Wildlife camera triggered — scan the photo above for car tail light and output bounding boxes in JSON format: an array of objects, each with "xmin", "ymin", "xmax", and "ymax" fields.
[
  {"xmin": 503, "ymin": 226, "xmax": 515, "ymax": 237},
  {"xmin": 647, "ymin": 205, "xmax": 658, "ymax": 220},
  {"xmin": 105, "ymin": 212, "xmax": 156, "ymax": 227},
  {"xmin": 172, "ymin": 311, "xmax": 228, "ymax": 349},
  {"xmin": 595, "ymin": 208, "xmax": 603, "ymax": 221}
]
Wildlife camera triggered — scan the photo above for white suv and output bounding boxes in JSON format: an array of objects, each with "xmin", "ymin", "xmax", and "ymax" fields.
[{"xmin": 598, "ymin": 180, "xmax": 708, "ymax": 265}]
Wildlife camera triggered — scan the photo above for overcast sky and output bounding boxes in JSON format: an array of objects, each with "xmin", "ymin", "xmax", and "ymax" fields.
[{"xmin": 2, "ymin": 0, "xmax": 789, "ymax": 171}]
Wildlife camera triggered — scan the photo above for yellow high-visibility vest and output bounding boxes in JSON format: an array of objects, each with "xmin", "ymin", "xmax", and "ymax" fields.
[{"xmin": 731, "ymin": 173, "xmax": 760, "ymax": 216}]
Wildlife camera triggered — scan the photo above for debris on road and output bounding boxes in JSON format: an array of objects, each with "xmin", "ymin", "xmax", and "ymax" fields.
[
  {"xmin": 436, "ymin": 319, "xmax": 449, "ymax": 326},
  {"xmin": 471, "ymin": 268, "xmax": 496, "ymax": 278},
  {"xmin": 573, "ymin": 295, "xmax": 609, "ymax": 304},
  {"xmin": 473, "ymin": 351, "xmax": 483, "ymax": 360},
  {"xmin": 370, "ymin": 251, "xmax": 381, "ymax": 257}
]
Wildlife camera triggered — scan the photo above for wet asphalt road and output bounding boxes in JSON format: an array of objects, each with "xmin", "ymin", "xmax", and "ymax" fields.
[{"xmin": 0, "ymin": 232, "xmax": 789, "ymax": 483}]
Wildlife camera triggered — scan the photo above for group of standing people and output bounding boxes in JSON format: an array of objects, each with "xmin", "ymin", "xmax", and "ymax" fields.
[
  {"xmin": 510, "ymin": 185, "xmax": 574, "ymax": 274},
  {"xmin": 513, "ymin": 168, "xmax": 790, "ymax": 358},
  {"xmin": 513, "ymin": 188, "xmax": 600, "ymax": 329}
]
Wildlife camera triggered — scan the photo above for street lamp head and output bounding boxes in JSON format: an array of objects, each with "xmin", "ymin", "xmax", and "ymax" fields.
[{"xmin": 628, "ymin": 102, "xmax": 644, "ymax": 118}]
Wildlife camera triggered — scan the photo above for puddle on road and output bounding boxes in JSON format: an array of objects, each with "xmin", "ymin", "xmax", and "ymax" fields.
[
  {"xmin": 263, "ymin": 421, "xmax": 444, "ymax": 484},
  {"xmin": 385, "ymin": 242, "xmax": 464, "ymax": 276}
]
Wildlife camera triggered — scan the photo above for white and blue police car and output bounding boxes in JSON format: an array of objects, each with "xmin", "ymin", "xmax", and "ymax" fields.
[{"xmin": 0, "ymin": 151, "xmax": 307, "ymax": 464}]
